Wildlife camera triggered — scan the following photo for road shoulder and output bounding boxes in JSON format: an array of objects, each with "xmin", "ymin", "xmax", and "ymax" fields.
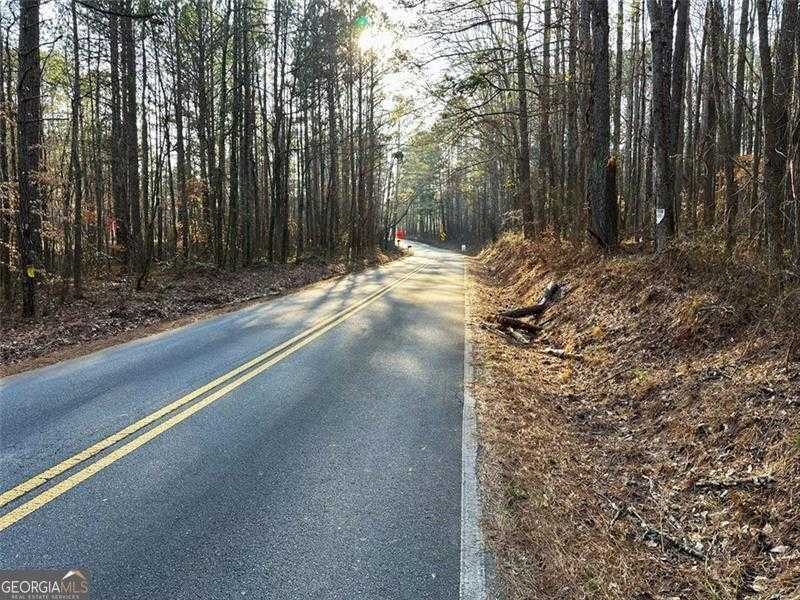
[
  {"xmin": 1, "ymin": 251, "xmax": 404, "ymax": 377},
  {"xmin": 460, "ymin": 259, "xmax": 496, "ymax": 599}
]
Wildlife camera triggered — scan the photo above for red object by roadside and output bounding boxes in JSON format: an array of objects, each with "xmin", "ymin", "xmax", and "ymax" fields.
[{"xmin": 396, "ymin": 228, "xmax": 406, "ymax": 240}]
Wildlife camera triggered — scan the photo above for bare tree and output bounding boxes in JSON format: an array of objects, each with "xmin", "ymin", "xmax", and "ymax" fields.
[
  {"xmin": 756, "ymin": 0, "xmax": 798, "ymax": 267},
  {"xmin": 16, "ymin": 0, "xmax": 43, "ymax": 317},
  {"xmin": 587, "ymin": 0, "xmax": 617, "ymax": 248}
]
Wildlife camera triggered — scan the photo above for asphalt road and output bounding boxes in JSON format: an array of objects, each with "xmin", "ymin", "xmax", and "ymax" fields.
[{"xmin": 0, "ymin": 242, "xmax": 465, "ymax": 599}]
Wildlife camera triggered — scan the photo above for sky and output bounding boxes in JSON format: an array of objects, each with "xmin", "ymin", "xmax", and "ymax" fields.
[
  {"xmin": 0, "ymin": 0, "xmax": 443, "ymax": 141},
  {"xmin": 366, "ymin": 0, "xmax": 445, "ymax": 131}
]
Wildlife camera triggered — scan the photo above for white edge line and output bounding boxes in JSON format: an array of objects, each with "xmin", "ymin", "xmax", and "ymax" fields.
[{"xmin": 460, "ymin": 258, "xmax": 488, "ymax": 599}]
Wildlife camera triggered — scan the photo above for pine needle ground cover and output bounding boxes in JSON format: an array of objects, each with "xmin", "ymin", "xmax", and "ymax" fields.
[
  {"xmin": 469, "ymin": 233, "xmax": 800, "ymax": 599},
  {"xmin": 1, "ymin": 250, "xmax": 402, "ymax": 375}
]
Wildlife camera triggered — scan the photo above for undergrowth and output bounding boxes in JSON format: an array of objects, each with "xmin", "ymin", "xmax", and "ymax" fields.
[{"xmin": 470, "ymin": 232, "xmax": 800, "ymax": 599}]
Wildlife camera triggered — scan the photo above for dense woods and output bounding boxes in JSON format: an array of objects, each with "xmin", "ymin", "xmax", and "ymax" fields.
[
  {"xmin": 399, "ymin": 0, "xmax": 800, "ymax": 272},
  {"xmin": 1, "ymin": 0, "xmax": 799, "ymax": 318},
  {"xmin": 1, "ymin": 0, "xmax": 403, "ymax": 318}
]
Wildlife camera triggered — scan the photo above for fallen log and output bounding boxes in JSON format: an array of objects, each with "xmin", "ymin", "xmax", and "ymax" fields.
[
  {"xmin": 498, "ymin": 281, "xmax": 563, "ymax": 319},
  {"xmin": 693, "ymin": 475, "xmax": 774, "ymax": 491},
  {"xmin": 495, "ymin": 315, "xmax": 542, "ymax": 334},
  {"xmin": 480, "ymin": 322, "xmax": 531, "ymax": 346},
  {"xmin": 507, "ymin": 328, "xmax": 531, "ymax": 345}
]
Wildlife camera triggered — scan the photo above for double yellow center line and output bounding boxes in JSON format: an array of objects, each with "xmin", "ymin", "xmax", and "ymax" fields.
[{"xmin": 0, "ymin": 263, "xmax": 426, "ymax": 533}]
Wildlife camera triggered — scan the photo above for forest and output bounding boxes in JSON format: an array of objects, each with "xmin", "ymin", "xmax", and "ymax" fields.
[
  {"xmin": 1, "ymin": 0, "xmax": 799, "ymax": 597},
  {"xmin": 1, "ymin": 0, "xmax": 411, "ymax": 321},
  {"xmin": 402, "ymin": 0, "xmax": 799, "ymax": 275},
  {"xmin": 0, "ymin": 0, "xmax": 798, "ymax": 320}
]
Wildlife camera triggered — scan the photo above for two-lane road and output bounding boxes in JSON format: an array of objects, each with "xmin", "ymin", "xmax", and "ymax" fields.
[{"xmin": 0, "ymin": 243, "xmax": 467, "ymax": 599}]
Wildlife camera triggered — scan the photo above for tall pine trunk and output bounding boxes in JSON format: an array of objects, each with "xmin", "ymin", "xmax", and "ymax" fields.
[
  {"xmin": 648, "ymin": 0, "xmax": 675, "ymax": 251},
  {"xmin": 16, "ymin": 0, "xmax": 43, "ymax": 317},
  {"xmin": 515, "ymin": 0, "xmax": 534, "ymax": 237},
  {"xmin": 122, "ymin": 1, "xmax": 143, "ymax": 270},
  {"xmin": 587, "ymin": 0, "xmax": 617, "ymax": 248},
  {"xmin": 70, "ymin": 0, "xmax": 83, "ymax": 292}
]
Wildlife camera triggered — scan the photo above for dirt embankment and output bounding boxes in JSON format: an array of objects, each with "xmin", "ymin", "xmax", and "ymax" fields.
[
  {"xmin": 469, "ymin": 233, "xmax": 799, "ymax": 599},
  {"xmin": 1, "ymin": 250, "xmax": 402, "ymax": 376}
]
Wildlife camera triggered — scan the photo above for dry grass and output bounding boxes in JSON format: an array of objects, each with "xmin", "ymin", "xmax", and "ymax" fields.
[{"xmin": 469, "ymin": 232, "xmax": 800, "ymax": 599}]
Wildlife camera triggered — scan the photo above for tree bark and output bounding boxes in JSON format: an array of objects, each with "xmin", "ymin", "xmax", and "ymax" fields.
[
  {"xmin": 587, "ymin": 0, "xmax": 617, "ymax": 248},
  {"xmin": 732, "ymin": 0, "xmax": 750, "ymax": 153},
  {"xmin": 699, "ymin": 4, "xmax": 719, "ymax": 230},
  {"xmin": 515, "ymin": 0, "xmax": 535, "ymax": 238},
  {"xmin": 122, "ymin": 0, "xmax": 143, "ymax": 270},
  {"xmin": 110, "ymin": 6, "xmax": 129, "ymax": 265},
  {"xmin": 709, "ymin": 0, "xmax": 738, "ymax": 254},
  {"xmin": 648, "ymin": 0, "xmax": 675, "ymax": 252},
  {"xmin": 756, "ymin": 0, "xmax": 797, "ymax": 268},
  {"xmin": 612, "ymin": 0, "xmax": 623, "ymax": 155},
  {"xmin": 70, "ymin": 0, "xmax": 84, "ymax": 292},
  {"xmin": 0, "ymin": 26, "xmax": 11, "ymax": 304},
  {"xmin": 668, "ymin": 0, "xmax": 689, "ymax": 225},
  {"xmin": 174, "ymin": 3, "xmax": 190, "ymax": 261},
  {"xmin": 16, "ymin": 0, "xmax": 43, "ymax": 317}
]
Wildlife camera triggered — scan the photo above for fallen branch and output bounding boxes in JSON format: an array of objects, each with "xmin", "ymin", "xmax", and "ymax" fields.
[
  {"xmin": 536, "ymin": 314, "xmax": 558, "ymax": 328},
  {"xmin": 693, "ymin": 475, "xmax": 774, "ymax": 491},
  {"xmin": 641, "ymin": 526, "xmax": 706, "ymax": 561},
  {"xmin": 612, "ymin": 503, "xmax": 706, "ymax": 561},
  {"xmin": 495, "ymin": 315, "xmax": 542, "ymax": 334},
  {"xmin": 507, "ymin": 328, "xmax": 531, "ymax": 345},
  {"xmin": 480, "ymin": 322, "xmax": 530, "ymax": 346},
  {"xmin": 498, "ymin": 281, "xmax": 563, "ymax": 319},
  {"xmin": 538, "ymin": 347, "xmax": 583, "ymax": 360}
]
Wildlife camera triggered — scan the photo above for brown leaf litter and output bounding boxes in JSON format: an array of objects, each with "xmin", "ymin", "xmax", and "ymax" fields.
[
  {"xmin": 468, "ymin": 232, "xmax": 800, "ymax": 599},
  {"xmin": 1, "ymin": 251, "xmax": 401, "ymax": 376}
]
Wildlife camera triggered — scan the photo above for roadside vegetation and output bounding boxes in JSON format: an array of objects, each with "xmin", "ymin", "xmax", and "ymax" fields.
[
  {"xmin": 399, "ymin": 2, "xmax": 800, "ymax": 593},
  {"xmin": 1, "ymin": 248, "xmax": 400, "ymax": 375},
  {"xmin": 1, "ymin": 0, "xmax": 409, "ymax": 324},
  {"xmin": 470, "ymin": 233, "xmax": 799, "ymax": 598}
]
